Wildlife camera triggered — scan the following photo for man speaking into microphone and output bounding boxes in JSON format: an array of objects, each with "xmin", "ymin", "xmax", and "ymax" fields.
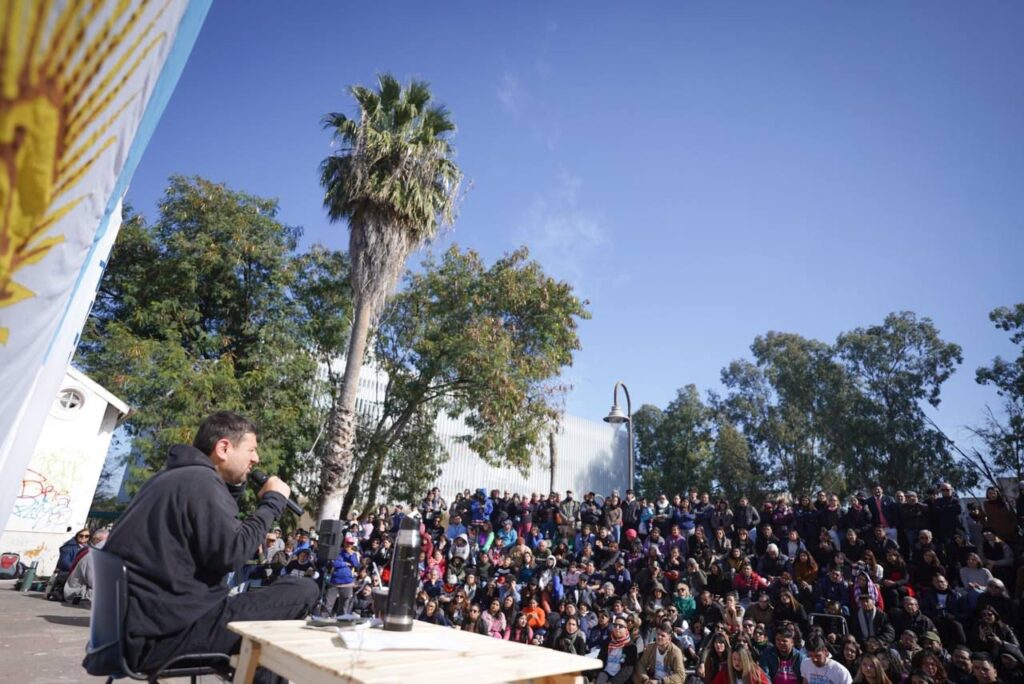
[{"xmin": 91, "ymin": 411, "xmax": 318, "ymax": 681}]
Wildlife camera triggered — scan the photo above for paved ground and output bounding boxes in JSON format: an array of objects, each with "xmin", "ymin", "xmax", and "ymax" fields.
[{"xmin": 0, "ymin": 580, "xmax": 220, "ymax": 683}]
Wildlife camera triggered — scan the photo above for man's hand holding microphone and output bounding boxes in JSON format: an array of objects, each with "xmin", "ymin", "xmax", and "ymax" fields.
[{"xmin": 249, "ymin": 469, "xmax": 303, "ymax": 515}]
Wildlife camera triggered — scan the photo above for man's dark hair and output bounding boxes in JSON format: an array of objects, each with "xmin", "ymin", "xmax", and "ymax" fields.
[
  {"xmin": 658, "ymin": 620, "xmax": 674, "ymax": 635},
  {"xmin": 806, "ymin": 634, "xmax": 828, "ymax": 653},
  {"xmin": 775, "ymin": 626, "xmax": 796, "ymax": 641},
  {"xmin": 193, "ymin": 411, "xmax": 258, "ymax": 456}
]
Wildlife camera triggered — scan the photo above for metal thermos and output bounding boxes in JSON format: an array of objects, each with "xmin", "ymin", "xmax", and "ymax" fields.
[
  {"xmin": 20, "ymin": 561, "xmax": 38, "ymax": 593},
  {"xmin": 383, "ymin": 515, "xmax": 419, "ymax": 632}
]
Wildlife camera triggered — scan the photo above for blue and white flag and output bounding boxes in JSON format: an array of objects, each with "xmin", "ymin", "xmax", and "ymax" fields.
[{"xmin": 0, "ymin": 0, "xmax": 212, "ymax": 530}]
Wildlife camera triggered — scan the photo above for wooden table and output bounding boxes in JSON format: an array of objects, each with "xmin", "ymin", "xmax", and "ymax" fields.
[{"xmin": 227, "ymin": 619, "xmax": 600, "ymax": 684}]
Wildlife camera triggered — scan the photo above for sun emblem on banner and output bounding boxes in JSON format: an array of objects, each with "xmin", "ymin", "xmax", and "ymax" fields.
[{"xmin": 0, "ymin": 0, "xmax": 169, "ymax": 345}]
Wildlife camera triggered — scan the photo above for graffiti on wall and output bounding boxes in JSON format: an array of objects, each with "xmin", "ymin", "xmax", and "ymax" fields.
[{"xmin": 10, "ymin": 451, "xmax": 81, "ymax": 531}]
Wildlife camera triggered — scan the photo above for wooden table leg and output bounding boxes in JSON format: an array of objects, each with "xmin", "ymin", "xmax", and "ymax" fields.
[{"xmin": 233, "ymin": 638, "xmax": 262, "ymax": 684}]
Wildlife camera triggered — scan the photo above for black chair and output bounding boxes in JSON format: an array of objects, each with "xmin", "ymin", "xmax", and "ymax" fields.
[{"xmin": 85, "ymin": 548, "xmax": 233, "ymax": 683}]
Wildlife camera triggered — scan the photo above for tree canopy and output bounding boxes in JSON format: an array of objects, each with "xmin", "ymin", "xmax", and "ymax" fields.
[
  {"xmin": 640, "ymin": 311, "xmax": 973, "ymax": 499},
  {"xmin": 339, "ymin": 245, "xmax": 590, "ymax": 515},
  {"xmin": 77, "ymin": 177, "xmax": 346, "ymax": 499},
  {"xmin": 964, "ymin": 304, "xmax": 1024, "ymax": 485}
]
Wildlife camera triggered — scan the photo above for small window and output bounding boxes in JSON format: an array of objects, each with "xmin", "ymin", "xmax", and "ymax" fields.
[{"xmin": 58, "ymin": 388, "xmax": 85, "ymax": 411}]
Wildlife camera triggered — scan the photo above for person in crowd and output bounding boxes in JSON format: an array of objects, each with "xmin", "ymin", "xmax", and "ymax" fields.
[
  {"xmin": 283, "ymin": 547, "xmax": 319, "ymax": 580},
  {"xmin": 713, "ymin": 643, "xmax": 771, "ymax": 684},
  {"xmin": 417, "ymin": 598, "xmax": 451, "ymax": 626},
  {"xmin": 978, "ymin": 528, "xmax": 1015, "ymax": 589},
  {"xmin": 323, "ymin": 533, "xmax": 360, "ymax": 616},
  {"xmin": 890, "ymin": 596, "xmax": 936, "ymax": 640},
  {"xmin": 929, "ymin": 484, "xmax": 961, "ymax": 549},
  {"xmin": 968, "ymin": 604, "xmax": 1019, "ymax": 656},
  {"xmin": 854, "ymin": 654, "xmax": 894, "ymax": 684},
  {"xmin": 982, "ymin": 487, "xmax": 1019, "ymax": 546},
  {"xmin": 946, "ymin": 646, "xmax": 975, "ymax": 684},
  {"xmin": 970, "ymin": 652, "xmax": 1001, "ymax": 684},
  {"xmin": 636, "ymin": 621, "xmax": 686, "ymax": 684},
  {"xmin": 58, "ymin": 528, "xmax": 92, "ymax": 573},
  {"xmin": 509, "ymin": 611, "xmax": 533, "ymax": 644},
  {"xmin": 759, "ymin": 625, "xmax": 805, "ymax": 684},
  {"xmin": 45, "ymin": 527, "xmax": 92, "ymax": 600},
  {"xmin": 850, "ymin": 594, "xmax": 895, "ymax": 646},
  {"xmin": 63, "ymin": 528, "xmax": 109, "ymax": 604},
  {"xmin": 911, "ymin": 649, "xmax": 949, "ymax": 684},
  {"xmin": 700, "ymin": 632, "xmax": 734, "ymax": 683},
  {"xmin": 554, "ymin": 615, "xmax": 588, "ymax": 654},
  {"xmin": 595, "ymin": 615, "xmax": 638, "ymax": 684},
  {"xmin": 480, "ymin": 597, "xmax": 509, "ymax": 639},
  {"xmin": 802, "ymin": 633, "xmax": 854, "ymax": 684}
]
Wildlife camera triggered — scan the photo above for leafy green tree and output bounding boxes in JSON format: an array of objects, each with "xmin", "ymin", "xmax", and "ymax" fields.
[
  {"xmin": 711, "ymin": 421, "xmax": 761, "ymax": 505},
  {"xmin": 712, "ymin": 359, "xmax": 773, "ymax": 473},
  {"xmin": 632, "ymin": 385, "xmax": 715, "ymax": 498},
  {"xmin": 966, "ymin": 304, "xmax": 1024, "ymax": 484},
  {"xmin": 76, "ymin": 177, "xmax": 339, "ymax": 500},
  {"xmin": 318, "ymin": 74, "xmax": 463, "ymax": 520},
  {"xmin": 338, "ymin": 245, "xmax": 589, "ymax": 516},
  {"xmin": 755, "ymin": 332, "xmax": 853, "ymax": 495},
  {"xmin": 714, "ymin": 333, "xmax": 851, "ymax": 497},
  {"xmin": 834, "ymin": 311, "xmax": 970, "ymax": 491}
]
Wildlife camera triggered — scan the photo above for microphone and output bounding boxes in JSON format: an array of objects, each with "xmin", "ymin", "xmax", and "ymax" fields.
[{"xmin": 249, "ymin": 469, "xmax": 304, "ymax": 516}]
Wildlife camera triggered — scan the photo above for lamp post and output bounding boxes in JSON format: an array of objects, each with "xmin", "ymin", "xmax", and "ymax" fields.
[{"xmin": 603, "ymin": 381, "xmax": 633, "ymax": 491}]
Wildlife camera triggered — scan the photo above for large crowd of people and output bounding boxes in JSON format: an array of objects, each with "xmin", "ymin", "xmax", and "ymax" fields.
[
  {"xmin": 61, "ymin": 471, "xmax": 1024, "ymax": 683},
  {"xmin": 256, "ymin": 483, "xmax": 1024, "ymax": 684}
]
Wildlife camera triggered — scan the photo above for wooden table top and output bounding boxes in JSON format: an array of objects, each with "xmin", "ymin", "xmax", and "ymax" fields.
[{"xmin": 227, "ymin": 619, "xmax": 600, "ymax": 684}]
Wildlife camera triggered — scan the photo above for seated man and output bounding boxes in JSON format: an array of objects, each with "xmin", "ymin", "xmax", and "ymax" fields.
[
  {"xmin": 84, "ymin": 411, "xmax": 318, "ymax": 684},
  {"xmin": 635, "ymin": 621, "xmax": 686, "ymax": 683},
  {"xmin": 64, "ymin": 528, "xmax": 109, "ymax": 604}
]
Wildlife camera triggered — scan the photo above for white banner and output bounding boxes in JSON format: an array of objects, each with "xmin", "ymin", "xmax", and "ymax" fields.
[{"xmin": 0, "ymin": 0, "xmax": 212, "ymax": 531}]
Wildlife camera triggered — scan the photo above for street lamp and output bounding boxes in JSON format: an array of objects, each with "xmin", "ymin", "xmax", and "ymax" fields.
[{"xmin": 603, "ymin": 381, "xmax": 633, "ymax": 491}]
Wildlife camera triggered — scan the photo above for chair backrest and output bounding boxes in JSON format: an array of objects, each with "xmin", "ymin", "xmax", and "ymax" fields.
[{"xmin": 84, "ymin": 548, "xmax": 130, "ymax": 676}]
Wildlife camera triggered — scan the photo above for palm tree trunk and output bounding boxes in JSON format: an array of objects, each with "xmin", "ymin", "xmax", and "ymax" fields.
[
  {"xmin": 339, "ymin": 453, "xmax": 373, "ymax": 519},
  {"xmin": 318, "ymin": 295, "xmax": 374, "ymax": 521}
]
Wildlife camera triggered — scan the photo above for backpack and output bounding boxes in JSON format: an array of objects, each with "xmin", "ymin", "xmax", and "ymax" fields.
[{"xmin": 0, "ymin": 552, "xmax": 24, "ymax": 579}]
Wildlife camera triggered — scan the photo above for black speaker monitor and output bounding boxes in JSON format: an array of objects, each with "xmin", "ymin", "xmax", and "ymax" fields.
[{"xmin": 317, "ymin": 519, "xmax": 343, "ymax": 561}]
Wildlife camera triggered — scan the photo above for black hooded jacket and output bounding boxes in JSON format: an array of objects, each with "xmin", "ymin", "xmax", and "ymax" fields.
[{"xmin": 103, "ymin": 445, "xmax": 287, "ymax": 640}]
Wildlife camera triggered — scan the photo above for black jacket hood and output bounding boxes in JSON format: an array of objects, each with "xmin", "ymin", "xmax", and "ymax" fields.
[{"xmin": 166, "ymin": 444, "xmax": 215, "ymax": 470}]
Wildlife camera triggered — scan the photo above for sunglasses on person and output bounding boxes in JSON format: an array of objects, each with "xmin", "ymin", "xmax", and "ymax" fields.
[
  {"xmin": 613, "ymin": 622, "xmax": 628, "ymax": 629},
  {"xmin": 77, "ymin": 534, "xmax": 90, "ymax": 540}
]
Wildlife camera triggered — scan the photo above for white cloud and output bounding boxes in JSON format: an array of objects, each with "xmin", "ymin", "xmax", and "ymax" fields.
[
  {"xmin": 519, "ymin": 172, "xmax": 606, "ymax": 291},
  {"xmin": 497, "ymin": 72, "xmax": 520, "ymax": 113}
]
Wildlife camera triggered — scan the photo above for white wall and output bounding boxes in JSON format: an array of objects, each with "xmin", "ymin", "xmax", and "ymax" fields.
[
  {"xmin": 0, "ymin": 368, "xmax": 127, "ymax": 573},
  {"xmin": 346, "ymin": 361, "xmax": 629, "ymax": 504},
  {"xmin": 430, "ymin": 412, "xmax": 628, "ymax": 502}
]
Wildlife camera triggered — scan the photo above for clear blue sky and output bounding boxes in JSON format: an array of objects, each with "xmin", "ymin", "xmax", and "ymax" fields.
[{"xmin": 128, "ymin": 1, "xmax": 1023, "ymax": 455}]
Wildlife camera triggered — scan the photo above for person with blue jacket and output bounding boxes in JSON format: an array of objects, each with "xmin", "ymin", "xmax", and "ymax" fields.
[
  {"xmin": 497, "ymin": 519, "xmax": 518, "ymax": 547},
  {"xmin": 470, "ymin": 489, "xmax": 494, "ymax": 525},
  {"xmin": 57, "ymin": 529, "xmax": 91, "ymax": 572},
  {"xmin": 324, "ymin": 534, "xmax": 360, "ymax": 616}
]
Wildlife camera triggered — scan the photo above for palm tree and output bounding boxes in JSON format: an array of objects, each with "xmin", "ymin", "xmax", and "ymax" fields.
[{"xmin": 317, "ymin": 74, "xmax": 462, "ymax": 520}]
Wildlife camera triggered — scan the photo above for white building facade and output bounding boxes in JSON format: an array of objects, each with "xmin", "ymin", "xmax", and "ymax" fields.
[
  {"xmin": 351, "ymin": 364, "xmax": 629, "ymax": 502},
  {"xmin": 0, "ymin": 368, "xmax": 128, "ymax": 573}
]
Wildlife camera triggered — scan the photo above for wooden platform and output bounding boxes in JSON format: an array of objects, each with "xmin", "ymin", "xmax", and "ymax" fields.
[{"xmin": 228, "ymin": 619, "xmax": 600, "ymax": 684}]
